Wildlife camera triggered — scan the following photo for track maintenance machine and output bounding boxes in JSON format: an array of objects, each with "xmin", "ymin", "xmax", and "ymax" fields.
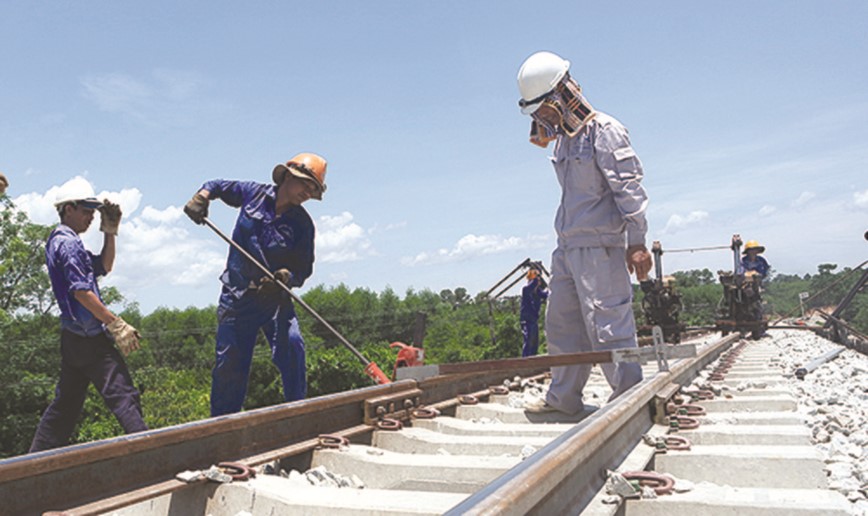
[
  {"xmin": 716, "ymin": 234, "xmax": 768, "ymax": 339},
  {"xmin": 638, "ymin": 241, "xmax": 685, "ymax": 343}
]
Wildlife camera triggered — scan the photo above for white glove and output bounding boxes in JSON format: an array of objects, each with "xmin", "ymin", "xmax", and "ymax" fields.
[{"xmin": 107, "ymin": 317, "xmax": 141, "ymax": 356}]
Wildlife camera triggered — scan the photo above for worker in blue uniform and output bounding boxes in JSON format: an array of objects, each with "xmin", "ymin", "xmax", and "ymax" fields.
[
  {"xmin": 520, "ymin": 269, "xmax": 549, "ymax": 357},
  {"xmin": 741, "ymin": 240, "xmax": 770, "ymax": 279},
  {"xmin": 184, "ymin": 153, "xmax": 327, "ymax": 416},
  {"xmin": 30, "ymin": 179, "xmax": 146, "ymax": 452}
]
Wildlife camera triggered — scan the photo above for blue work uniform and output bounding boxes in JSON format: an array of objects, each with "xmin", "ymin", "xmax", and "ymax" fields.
[
  {"xmin": 741, "ymin": 255, "xmax": 770, "ymax": 279},
  {"xmin": 543, "ymin": 112, "xmax": 648, "ymax": 414},
  {"xmin": 520, "ymin": 278, "xmax": 549, "ymax": 357},
  {"xmin": 30, "ymin": 225, "xmax": 146, "ymax": 453},
  {"xmin": 203, "ymin": 179, "xmax": 314, "ymax": 416}
]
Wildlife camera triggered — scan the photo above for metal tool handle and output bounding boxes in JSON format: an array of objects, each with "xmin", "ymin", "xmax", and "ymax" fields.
[{"xmin": 201, "ymin": 217, "xmax": 373, "ymax": 367}]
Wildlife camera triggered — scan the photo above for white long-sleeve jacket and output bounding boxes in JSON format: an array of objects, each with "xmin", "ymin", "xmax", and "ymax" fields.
[{"xmin": 550, "ymin": 112, "xmax": 648, "ymax": 249}]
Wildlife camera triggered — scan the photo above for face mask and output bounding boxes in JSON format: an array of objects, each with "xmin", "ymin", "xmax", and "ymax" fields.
[{"xmin": 527, "ymin": 75, "xmax": 596, "ymax": 148}]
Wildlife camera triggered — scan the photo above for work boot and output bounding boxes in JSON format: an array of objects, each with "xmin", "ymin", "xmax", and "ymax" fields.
[{"xmin": 524, "ymin": 398, "xmax": 559, "ymax": 413}]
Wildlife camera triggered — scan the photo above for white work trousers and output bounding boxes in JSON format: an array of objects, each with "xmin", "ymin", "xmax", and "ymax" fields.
[{"xmin": 544, "ymin": 246, "xmax": 643, "ymax": 414}]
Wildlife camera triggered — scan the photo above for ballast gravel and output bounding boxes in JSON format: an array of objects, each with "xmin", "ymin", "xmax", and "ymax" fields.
[{"xmin": 763, "ymin": 328, "xmax": 868, "ymax": 515}]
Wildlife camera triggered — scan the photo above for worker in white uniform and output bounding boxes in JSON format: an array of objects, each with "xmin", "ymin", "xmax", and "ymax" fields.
[{"xmin": 517, "ymin": 51, "xmax": 653, "ymax": 414}]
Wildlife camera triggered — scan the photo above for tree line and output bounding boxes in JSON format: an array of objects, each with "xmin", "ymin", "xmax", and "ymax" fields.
[{"xmin": 1, "ymin": 197, "xmax": 865, "ymax": 458}]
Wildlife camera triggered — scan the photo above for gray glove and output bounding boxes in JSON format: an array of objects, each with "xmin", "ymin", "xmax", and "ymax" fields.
[
  {"xmin": 99, "ymin": 200, "xmax": 122, "ymax": 235},
  {"xmin": 184, "ymin": 192, "xmax": 210, "ymax": 224},
  {"xmin": 107, "ymin": 317, "xmax": 141, "ymax": 356},
  {"xmin": 256, "ymin": 269, "xmax": 292, "ymax": 301}
]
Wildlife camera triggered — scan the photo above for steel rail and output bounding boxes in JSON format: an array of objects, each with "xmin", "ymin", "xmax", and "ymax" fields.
[
  {"xmin": 0, "ymin": 365, "xmax": 548, "ymax": 516},
  {"xmin": 446, "ymin": 333, "xmax": 740, "ymax": 515},
  {"xmin": 1, "ymin": 335, "xmax": 733, "ymax": 515},
  {"xmin": 0, "ymin": 381, "xmax": 412, "ymax": 515}
]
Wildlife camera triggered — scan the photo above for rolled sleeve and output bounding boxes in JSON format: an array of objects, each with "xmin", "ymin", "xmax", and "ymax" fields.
[
  {"xmin": 595, "ymin": 123, "xmax": 649, "ymax": 246},
  {"xmin": 59, "ymin": 241, "xmax": 99, "ymax": 293}
]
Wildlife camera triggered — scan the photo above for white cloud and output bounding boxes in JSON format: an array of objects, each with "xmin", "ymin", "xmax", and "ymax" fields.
[
  {"xmin": 115, "ymin": 215, "xmax": 224, "ymax": 288},
  {"xmin": 81, "ymin": 73, "xmax": 152, "ymax": 116},
  {"xmin": 368, "ymin": 221, "xmax": 408, "ymax": 234},
  {"xmin": 80, "ymin": 69, "xmax": 221, "ymax": 127},
  {"xmin": 11, "ymin": 180, "xmax": 225, "ymax": 295},
  {"xmin": 329, "ymin": 271, "xmax": 349, "ymax": 283},
  {"xmin": 854, "ymin": 189, "xmax": 868, "ymax": 208},
  {"xmin": 12, "ymin": 190, "xmax": 59, "ymax": 224},
  {"xmin": 14, "ymin": 176, "xmax": 143, "ymax": 225},
  {"xmin": 758, "ymin": 205, "xmax": 776, "ymax": 216},
  {"xmin": 140, "ymin": 205, "xmax": 184, "ymax": 224},
  {"xmin": 315, "ymin": 211, "xmax": 374, "ymax": 263},
  {"xmin": 792, "ymin": 191, "xmax": 816, "ymax": 207},
  {"xmin": 660, "ymin": 211, "xmax": 709, "ymax": 235},
  {"xmin": 401, "ymin": 233, "xmax": 549, "ymax": 266}
]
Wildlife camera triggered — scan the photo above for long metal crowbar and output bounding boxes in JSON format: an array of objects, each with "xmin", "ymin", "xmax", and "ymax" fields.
[{"xmin": 201, "ymin": 217, "xmax": 391, "ymax": 385}]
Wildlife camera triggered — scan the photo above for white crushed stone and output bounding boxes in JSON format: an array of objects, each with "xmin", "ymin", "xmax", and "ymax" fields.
[
  {"xmin": 263, "ymin": 464, "xmax": 366, "ymax": 489},
  {"xmin": 671, "ymin": 476, "xmax": 695, "ymax": 493},
  {"xmin": 762, "ymin": 328, "xmax": 868, "ymax": 513},
  {"xmin": 470, "ymin": 416, "xmax": 505, "ymax": 424},
  {"xmin": 203, "ymin": 465, "xmax": 232, "ymax": 483},
  {"xmin": 640, "ymin": 485, "xmax": 657, "ymax": 499}
]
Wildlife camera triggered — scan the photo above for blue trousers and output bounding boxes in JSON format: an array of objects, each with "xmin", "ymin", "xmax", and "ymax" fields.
[
  {"xmin": 211, "ymin": 291, "xmax": 306, "ymax": 416},
  {"xmin": 30, "ymin": 330, "xmax": 147, "ymax": 453},
  {"xmin": 521, "ymin": 319, "xmax": 540, "ymax": 357}
]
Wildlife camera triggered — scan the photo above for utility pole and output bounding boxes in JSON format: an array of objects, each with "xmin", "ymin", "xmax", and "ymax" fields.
[{"xmin": 799, "ymin": 291, "xmax": 809, "ymax": 319}]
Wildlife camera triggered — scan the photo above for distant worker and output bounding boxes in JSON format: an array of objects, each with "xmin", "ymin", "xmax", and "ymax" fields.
[
  {"xmin": 184, "ymin": 153, "xmax": 327, "ymax": 416},
  {"xmin": 516, "ymin": 51, "xmax": 652, "ymax": 414},
  {"xmin": 30, "ymin": 179, "xmax": 146, "ymax": 452},
  {"xmin": 741, "ymin": 240, "xmax": 770, "ymax": 279},
  {"xmin": 520, "ymin": 268, "xmax": 549, "ymax": 357},
  {"xmin": 0, "ymin": 171, "xmax": 8, "ymax": 194}
]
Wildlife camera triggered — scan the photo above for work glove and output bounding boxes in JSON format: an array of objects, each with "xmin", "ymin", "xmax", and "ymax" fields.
[
  {"xmin": 256, "ymin": 269, "xmax": 292, "ymax": 302},
  {"xmin": 107, "ymin": 317, "xmax": 141, "ymax": 356},
  {"xmin": 99, "ymin": 200, "xmax": 122, "ymax": 235},
  {"xmin": 184, "ymin": 192, "xmax": 210, "ymax": 225}
]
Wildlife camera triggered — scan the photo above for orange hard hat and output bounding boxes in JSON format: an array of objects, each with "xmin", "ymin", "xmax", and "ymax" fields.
[
  {"xmin": 272, "ymin": 152, "xmax": 328, "ymax": 200},
  {"xmin": 527, "ymin": 269, "xmax": 540, "ymax": 280}
]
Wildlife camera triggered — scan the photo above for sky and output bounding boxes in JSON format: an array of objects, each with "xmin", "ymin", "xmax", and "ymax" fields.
[{"xmin": 2, "ymin": 1, "xmax": 867, "ymax": 314}]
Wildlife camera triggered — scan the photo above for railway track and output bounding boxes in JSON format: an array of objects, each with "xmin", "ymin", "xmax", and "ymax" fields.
[{"xmin": 0, "ymin": 331, "xmax": 858, "ymax": 515}]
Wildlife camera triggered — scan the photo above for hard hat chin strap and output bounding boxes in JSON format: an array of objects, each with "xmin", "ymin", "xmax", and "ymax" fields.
[{"xmin": 528, "ymin": 77, "xmax": 596, "ymax": 147}]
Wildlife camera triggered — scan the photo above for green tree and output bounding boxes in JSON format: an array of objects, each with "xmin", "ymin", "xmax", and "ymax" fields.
[
  {"xmin": 0, "ymin": 199, "xmax": 54, "ymax": 314},
  {"xmin": 0, "ymin": 313, "xmax": 59, "ymax": 457}
]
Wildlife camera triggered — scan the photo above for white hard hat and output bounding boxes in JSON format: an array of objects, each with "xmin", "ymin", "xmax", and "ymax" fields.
[
  {"xmin": 54, "ymin": 177, "xmax": 103, "ymax": 209},
  {"xmin": 517, "ymin": 51, "xmax": 571, "ymax": 115}
]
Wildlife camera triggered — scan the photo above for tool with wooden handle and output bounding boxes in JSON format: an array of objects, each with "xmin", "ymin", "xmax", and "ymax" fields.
[{"xmin": 201, "ymin": 217, "xmax": 391, "ymax": 385}]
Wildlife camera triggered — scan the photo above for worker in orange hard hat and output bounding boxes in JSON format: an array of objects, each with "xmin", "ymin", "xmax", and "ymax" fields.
[
  {"xmin": 520, "ymin": 268, "xmax": 549, "ymax": 357},
  {"xmin": 741, "ymin": 240, "xmax": 770, "ymax": 279},
  {"xmin": 183, "ymin": 153, "xmax": 327, "ymax": 416}
]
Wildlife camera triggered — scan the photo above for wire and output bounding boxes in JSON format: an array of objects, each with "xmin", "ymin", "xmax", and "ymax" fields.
[
  {"xmin": 771, "ymin": 260, "xmax": 868, "ymax": 324},
  {"xmin": 663, "ymin": 245, "xmax": 732, "ymax": 253}
]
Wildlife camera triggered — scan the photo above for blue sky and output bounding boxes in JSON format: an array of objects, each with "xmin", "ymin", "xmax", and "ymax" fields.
[{"xmin": 3, "ymin": 2, "xmax": 867, "ymax": 314}]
